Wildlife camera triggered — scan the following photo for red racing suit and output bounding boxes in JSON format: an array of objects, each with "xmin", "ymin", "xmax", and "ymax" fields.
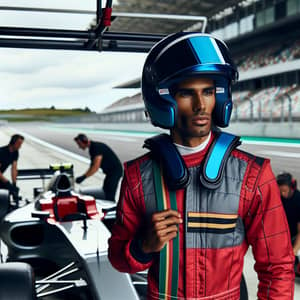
[{"xmin": 108, "ymin": 133, "xmax": 295, "ymax": 299}]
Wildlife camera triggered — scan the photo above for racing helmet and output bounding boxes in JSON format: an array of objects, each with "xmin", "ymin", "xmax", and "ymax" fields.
[{"xmin": 142, "ymin": 32, "xmax": 239, "ymax": 128}]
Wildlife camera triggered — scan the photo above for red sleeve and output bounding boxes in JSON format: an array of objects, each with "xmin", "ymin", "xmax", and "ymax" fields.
[
  {"xmin": 108, "ymin": 164, "xmax": 153, "ymax": 274},
  {"xmin": 245, "ymin": 160, "xmax": 295, "ymax": 299}
]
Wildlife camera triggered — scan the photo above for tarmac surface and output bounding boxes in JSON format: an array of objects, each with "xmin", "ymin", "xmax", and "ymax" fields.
[{"xmin": 1, "ymin": 123, "xmax": 300, "ymax": 299}]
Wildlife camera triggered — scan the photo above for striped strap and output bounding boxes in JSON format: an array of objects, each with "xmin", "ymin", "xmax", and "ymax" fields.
[{"xmin": 153, "ymin": 160, "xmax": 179, "ymax": 300}]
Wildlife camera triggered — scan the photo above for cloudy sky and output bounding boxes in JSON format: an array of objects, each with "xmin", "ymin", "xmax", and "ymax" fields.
[{"xmin": 0, "ymin": 0, "xmax": 146, "ymax": 112}]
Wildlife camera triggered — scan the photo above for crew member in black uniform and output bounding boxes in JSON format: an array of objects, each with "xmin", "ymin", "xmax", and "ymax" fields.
[
  {"xmin": 277, "ymin": 172, "xmax": 300, "ymax": 273},
  {"xmin": 0, "ymin": 134, "xmax": 24, "ymax": 201},
  {"xmin": 74, "ymin": 133, "xmax": 123, "ymax": 201}
]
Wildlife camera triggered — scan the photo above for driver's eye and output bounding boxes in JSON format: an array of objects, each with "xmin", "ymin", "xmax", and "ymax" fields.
[
  {"xmin": 176, "ymin": 89, "xmax": 194, "ymax": 98},
  {"xmin": 203, "ymin": 89, "xmax": 215, "ymax": 96}
]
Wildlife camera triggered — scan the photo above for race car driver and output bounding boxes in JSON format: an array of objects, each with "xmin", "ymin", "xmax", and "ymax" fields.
[
  {"xmin": 108, "ymin": 32, "xmax": 295, "ymax": 299},
  {"xmin": 0, "ymin": 134, "xmax": 24, "ymax": 202}
]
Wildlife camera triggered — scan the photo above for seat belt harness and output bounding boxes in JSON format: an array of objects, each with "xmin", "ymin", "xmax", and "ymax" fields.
[{"xmin": 153, "ymin": 160, "xmax": 179, "ymax": 300}]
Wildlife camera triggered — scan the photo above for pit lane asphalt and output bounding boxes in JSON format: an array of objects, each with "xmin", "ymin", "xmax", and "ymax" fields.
[{"xmin": 2, "ymin": 122, "xmax": 300, "ymax": 299}]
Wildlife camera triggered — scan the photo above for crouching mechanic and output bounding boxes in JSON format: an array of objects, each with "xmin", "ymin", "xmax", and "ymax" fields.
[
  {"xmin": 108, "ymin": 32, "xmax": 294, "ymax": 299},
  {"xmin": 277, "ymin": 172, "xmax": 300, "ymax": 273},
  {"xmin": 74, "ymin": 134, "xmax": 123, "ymax": 202},
  {"xmin": 0, "ymin": 134, "xmax": 24, "ymax": 202}
]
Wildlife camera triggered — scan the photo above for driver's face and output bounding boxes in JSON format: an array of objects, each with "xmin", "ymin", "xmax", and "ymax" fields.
[{"xmin": 171, "ymin": 77, "xmax": 215, "ymax": 147}]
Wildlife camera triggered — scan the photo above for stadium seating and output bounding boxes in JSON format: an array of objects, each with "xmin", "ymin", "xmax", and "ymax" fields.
[
  {"xmin": 233, "ymin": 85, "xmax": 300, "ymax": 121},
  {"xmin": 237, "ymin": 39, "xmax": 300, "ymax": 71}
]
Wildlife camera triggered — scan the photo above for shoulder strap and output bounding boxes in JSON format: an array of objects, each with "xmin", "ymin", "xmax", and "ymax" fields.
[
  {"xmin": 144, "ymin": 132, "xmax": 241, "ymax": 191},
  {"xmin": 144, "ymin": 133, "xmax": 190, "ymax": 190},
  {"xmin": 200, "ymin": 132, "xmax": 241, "ymax": 189},
  {"xmin": 152, "ymin": 160, "xmax": 179, "ymax": 299}
]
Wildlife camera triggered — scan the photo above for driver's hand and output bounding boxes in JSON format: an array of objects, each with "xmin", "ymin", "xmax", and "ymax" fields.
[
  {"xmin": 141, "ymin": 209, "xmax": 182, "ymax": 253},
  {"xmin": 75, "ymin": 175, "xmax": 86, "ymax": 184}
]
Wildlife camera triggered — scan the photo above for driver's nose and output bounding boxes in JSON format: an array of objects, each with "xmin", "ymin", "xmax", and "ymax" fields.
[{"xmin": 192, "ymin": 91, "xmax": 206, "ymax": 112}]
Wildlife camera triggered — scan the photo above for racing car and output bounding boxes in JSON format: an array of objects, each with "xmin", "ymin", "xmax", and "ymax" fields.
[{"xmin": 0, "ymin": 164, "xmax": 145, "ymax": 300}]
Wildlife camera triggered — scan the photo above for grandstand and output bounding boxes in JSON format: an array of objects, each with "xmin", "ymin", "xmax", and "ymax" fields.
[{"xmin": 98, "ymin": 0, "xmax": 300, "ymax": 138}]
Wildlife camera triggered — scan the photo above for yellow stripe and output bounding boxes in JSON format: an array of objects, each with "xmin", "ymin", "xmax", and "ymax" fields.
[
  {"xmin": 161, "ymin": 173, "xmax": 168, "ymax": 210},
  {"xmin": 188, "ymin": 222, "xmax": 236, "ymax": 229},
  {"xmin": 188, "ymin": 212, "xmax": 238, "ymax": 219}
]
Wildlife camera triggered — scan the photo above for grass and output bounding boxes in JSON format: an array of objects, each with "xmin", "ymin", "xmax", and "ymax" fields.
[{"xmin": 0, "ymin": 108, "xmax": 94, "ymax": 121}]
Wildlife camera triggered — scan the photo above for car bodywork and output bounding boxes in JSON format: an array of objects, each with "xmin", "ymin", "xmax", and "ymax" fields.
[{"xmin": 0, "ymin": 165, "xmax": 139, "ymax": 299}]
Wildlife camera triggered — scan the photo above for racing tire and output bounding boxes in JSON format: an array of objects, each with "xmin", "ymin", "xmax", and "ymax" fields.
[
  {"xmin": 240, "ymin": 274, "xmax": 248, "ymax": 300},
  {"xmin": 0, "ymin": 262, "xmax": 36, "ymax": 300},
  {"xmin": 131, "ymin": 272, "xmax": 148, "ymax": 300},
  {"xmin": 0, "ymin": 189, "xmax": 10, "ymax": 220}
]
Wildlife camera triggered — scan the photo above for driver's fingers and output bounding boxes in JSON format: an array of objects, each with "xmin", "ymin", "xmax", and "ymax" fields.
[
  {"xmin": 154, "ymin": 216, "xmax": 182, "ymax": 230},
  {"xmin": 157, "ymin": 231, "xmax": 178, "ymax": 245},
  {"xmin": 156, "ymin": 225, "xmax": 178, "ymax": 237},
  {"xmin": 152, "ymin": 209, "xmax": 181, "ymax": 222}
]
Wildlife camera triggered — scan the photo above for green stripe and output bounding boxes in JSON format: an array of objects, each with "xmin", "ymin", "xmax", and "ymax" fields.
[
  {"xmin": 44, "ymin": 124, "xmax": 159, "ymax": 137},
  {"xmin": 153, "ymin": 161, "xmax": 165, "ymax": 212},
  {"xmin": 153, "ymin": 160, "xmax": 179, "ymax": 299},
  {"xmin": 43, "ymin": 124, "xmax": 300, "ymax": 144},
  {"xmin": 241, "ymin": 136, "xmax": 300, "ymax": 144},
  {"xmin": 153, "ymin": 161, "xmax": 167, "ymax": 298}
]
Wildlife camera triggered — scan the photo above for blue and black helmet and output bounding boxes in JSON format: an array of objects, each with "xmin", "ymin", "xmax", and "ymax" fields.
[{"xmin": 142, "ymin": 32, "xmax": 239, "ymax": 128}]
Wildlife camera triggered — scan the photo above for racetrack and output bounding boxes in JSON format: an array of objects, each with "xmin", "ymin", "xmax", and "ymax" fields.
[
  {"xmin": 4, "ymin": 121, "xmax": 300, "ymax": 299},
  {"xmin": 10, "ymin": 121, "xmax": 300, "ymax": 183}
]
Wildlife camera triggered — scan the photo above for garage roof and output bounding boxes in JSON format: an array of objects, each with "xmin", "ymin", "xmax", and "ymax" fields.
[
  {"xmin": 0, "ymin": 0, "xmax": 244, "ymax": 51},
  {"xmin": 111, "ymin": 0, "xmax": 242, "ymax": 34}
]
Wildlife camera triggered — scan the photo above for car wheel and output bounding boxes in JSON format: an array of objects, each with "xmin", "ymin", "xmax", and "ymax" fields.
[
  {"xmin": 0, "ymin": 189, "xmax": 10, "ymax": 219},
  {"xmin": 0, "ymin": 262, "xmax": 36, "ymax": 300}
]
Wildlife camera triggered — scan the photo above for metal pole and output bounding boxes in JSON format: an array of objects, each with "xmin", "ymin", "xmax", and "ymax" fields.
[
  {"xmin": 270, "ymin": 87, "xmax": 281, "ymax": 123},
  {"xmin": 97, "ymin": 0, "xmax": 102, "ymax": 22},
  {"xmin": 0, "ymin": 27, "xmax": 93, "ymax": 38},
  {"xmin": 0, "ymin": 6, "xmax": 208, "ymax": 22},
  {"xmin": 250, "ymin": 99, "xmax": 253, "ymax": 122},
  {"xmin": 286, "ymin": 93, "xmax": 292, "ymax": 123},
  {"xmin": 0, "ymin": 6, "xmax": 95, "ymax": 15},
  {"xmin": 246, "ymin": 97, "xmax": 253, "ymax": 122},
  {"xmin": 258, "ymin": 99, "xmax": 262, "ymax": 122},
  {"xmin": 111, "ymin": 12, "xmax": 207, "ymax": 22},
  {"xmin": 234, "ymin": 102, "xmax": 238, "ymax": 122},
  {"xmin": 280, "ymin": 96, "xmax": 284, "ymax": 122}
]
